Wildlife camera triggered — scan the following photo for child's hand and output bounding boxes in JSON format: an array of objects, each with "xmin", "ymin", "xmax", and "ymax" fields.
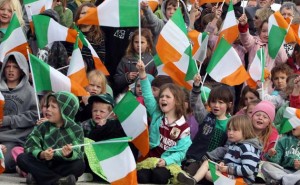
[
  {"xmin": 238, "ymin": 14, "xmax": 248, "ymax": 26},
  {"xmin": 41, "ymin": 148, "xmax": 54, "ymax": 160},
  {"xmin": 81, "ymin": 95, "xmax": 90, "ymax": 105},
  {"xmin": 0, "ymin": 145, "xmax": 6, "ymax": 154},
  {"xmin": 214, "ymin": 6, "xmax": 222, "ymax": 19},
  {"xmin": 136, "ymin": 60, "xmax": 147, "ymax": 79},
  {"xmin": 292, "ymin": 76, "xmax": 300, "ymax": 96},
  {"xmin": 62, "ymin": 144, "xmax": 73, "ymax": 158},
  {"xmin": 294, "ymin": 159, "xmax": 300, "ymax": 170},
  {"xmin": 193, "ymin": 73, "xmax": 202, "ymax": 87},
  {"xmin": 190, "ymin": 2, "xmax": 201, "ymax": 22},
  {"xmin": 218, "ymin": 162, "xmax": 228, "ymax": 173},
  {"xmin": 156, "ymin": 158, "xmax": 166, "ymax": 167},
  {"xmin": 267, "ymin": 148, "xmax": 277, "ymax": 157},
  {"xmin": 36, "ymin": 118, "xmax": 48, "ymax": 125},
  {"xmin": 140, "ymin": 1, "xmax": 149, "ymax": 10},
  {"xmin": 127, "ymin": 72, "xmax": 139, "ymax": 82}
]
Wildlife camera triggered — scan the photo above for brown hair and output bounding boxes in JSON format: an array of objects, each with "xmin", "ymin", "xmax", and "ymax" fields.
[
  {"xmin": 74, "ymin": 3, "xmax": 104, "ymax": 45},
  {"xmin": 271, "ymin": 63, "xmax": 293, "ymax": 81},
  {"xmin": 87, "ymin": 70, "xmax": 107, "ymax": 94},
  {"xmin": 159, "ymin": 83, "xmax": 186, "ymax": 119},
  {"xmin": 246, "ymin": 99, "xmax": 261, "ymax": 113},
  {"xmin": 125, "ymin": 28, "xmax": 153, "ymax": 57},
  {"xmin": 238, "ymin": 86, "xmax": 260, "ymax": 109},
  {"xmin": 227, "ymin": 115, "xmax": 257, "ymax": 140},
  {"xmin": 208, "ymin": 84, "xmax": 234, "ymax": 114},
  {"xmin": 183, "ymin": 89, "xmax": 192, "ymax": 114}
]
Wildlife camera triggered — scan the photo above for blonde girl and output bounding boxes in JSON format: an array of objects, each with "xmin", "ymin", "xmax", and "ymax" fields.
[
  {"xmin": 178, "ymin": 115, "xmax": 262, "ymax": 185},
  {"xmin": 114, "ymin": 28, "xmax": 157, "ymax": 95},
  {"xmin": 136, "ymin": 60, "xmax": 191, "ymax": 184}
]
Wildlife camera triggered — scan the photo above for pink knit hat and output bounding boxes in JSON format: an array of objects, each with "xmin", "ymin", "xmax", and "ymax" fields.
[{"xmin": 251, "ymin": 100, "xmax": 275, "ymax": 122}]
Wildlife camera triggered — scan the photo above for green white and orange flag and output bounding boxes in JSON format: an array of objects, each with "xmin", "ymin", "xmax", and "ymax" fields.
[
  {"xmin": 155, "ymin": 9, "xmax": 195, "ymax": 89},
  {"xmin": 268, "ymin": 11, "xmax": 288, "ymax": 59},
  {"xmin": 0, "ymin": 92, "xmax": 4, "ymax": 121},
  {"xmin": 113, "ymin": 92, "xmax": 149, "ymax": 156},
  {"xmin": 279, "ymin": 107, "xmax": 300, "ymax": 134},
  {"xmin": 24, "ymin": 0, "xmax": 52, "ymax": 22},
  {"xmin": 67, "ymin": 36, "xmax": 89, "ymax": 87},
  {"xmin": 209, "ymin": 161, "xmax": 245, "ymax": 185},
  {"xmin": 92, "ymin": 137, "xmax": 137, "ymax": 185},
  {"xmin": 77, "ymin": 0, "xmax": 139, "ymax": 27},
  {"xmin": 218, "ymin": 0, "xmax": 238, "ymax": 44},
  {"xmin": 30, "ymin": 54, "xmax": 89, "ymax": 96},
  {"xmin": 32, "ymin": 15, "xmax": 78, "ymax": 49},
  {"xmin": 148, "ymin": 0, "xmax": 159, "ymax": 12},
  {"xmin": 0, "ymin": 13, "xmax": 28, "ymax": 62},
  {"xmin": 0, "ymin": 148, "xmax": 5, "ymax": 174},
  {"xmin": 75, "ymin": 27, "xmax": 109, "ymax": 75},
  {"xmin": 188, "ymin": 30, "xmax": 209, "ymax": 62},
  {"xmin": 206, "ymin": 37, "xmax": 249, "ymax": 86}
]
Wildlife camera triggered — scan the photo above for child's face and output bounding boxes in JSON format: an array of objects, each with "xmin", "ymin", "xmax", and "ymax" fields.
[
  {"xmin": 133, "ymin": 35, "xmax": 148, "ymax": 54},
  {"xmin": 159, "ymin": 88, "xmax": 176, "ymax": 114},
  {"xmin": 165, "ymin": 4, "xmax": 177, "ymax": 20},
  {"xmin": 272, "ymin": 71, "xmax": 287, "ymax": 91},
  {"xmin": 209, "ymin": 99, "xmax": 229, "ymax": 119},
  {"xmin": 292, "ymin": 126, "xmax": 300, "ymax": 138},
  {"xmin": 4, "ymin": 61, "xmax": 22, "ymax": 84},
  {"xmin": 259, "ymin": 22, "xmax": 268, "ymax": 43},
  {"xmin": 86, "ymin": 78, "xmax": 102, "ymax": 95},
  {"xmin": 246, "ymin": 104, "xmax": 255, "ymax": 118},
  {"xmin": 244, "ymin": 92, "xmax": 258, "ymax": 106},
  {"xmin": 257, "ymin": 0, "xmax": 274, "ymax": 8},
  {"xmin": 252, "ymin": 111, "xmax": 270, "ymax": 131},
  {"xmin": 0, "ymin": 2, "xmax": 12, "ymax": 26},
  {"xmin": 135, "ymin": 80, "xmax": 142, "ymax": 96},
  {"xmin": 46, "ymin": 99, "xmax": 63, "ymax": 125},
  {"xmin": 227, "ymin": 127, "xmax": 244, "ymax": 143},
  {"xmin": 281, "ymin": 7, "xmax": 294, "ymax": 19},
  {"xmin": 152, "ymin": 86, "xmax": 160, "ymax": 98},
  {"xmin": 92, "ymin": 102, "xmax": 111, "ymax": 125}
]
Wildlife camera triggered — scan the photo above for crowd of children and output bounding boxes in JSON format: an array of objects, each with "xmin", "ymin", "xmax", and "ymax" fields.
[{"xmin": 1, "ymin": 0, "xmax": 300, "ymax": 184}]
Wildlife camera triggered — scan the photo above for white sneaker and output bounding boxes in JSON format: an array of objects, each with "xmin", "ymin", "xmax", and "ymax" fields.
[{"xmin": 78, "ymin": 173, "xmax": 93, "ymax": 182}]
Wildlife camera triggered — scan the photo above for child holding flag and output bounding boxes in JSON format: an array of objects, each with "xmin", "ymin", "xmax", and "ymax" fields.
[
  {"xmin": 262, "ymin": 124, "xmax": 300, "ymax": 185},
  {"xmin": 136, "ymin": 60, "xmax": 191, "ymax": 184},
  {"xmin": 178, "ymin": 115, "xmax": 262, "ymax": 185},
  {"xmin": 16, "ymin": 91, "xmax": 85, "ymax": 185}
]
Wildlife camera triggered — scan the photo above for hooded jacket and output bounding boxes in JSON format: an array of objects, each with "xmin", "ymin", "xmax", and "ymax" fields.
[
  {"xmin": 142, "ymin": 0, "xmax": 190, "ymax": 46},
  {"xmin": 25, "ymin": 91, "xmax": 84, "ymax": 161},
  {"xmin": 0, "ymin": 52, "xmax": 38, "ymax": 145}
]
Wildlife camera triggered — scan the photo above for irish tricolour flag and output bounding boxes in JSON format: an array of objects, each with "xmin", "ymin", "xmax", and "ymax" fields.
[
  {"xmin": 113, "ymin": 92, "xmax": 149, "ymax": 156},
  {"xmin": 77, "ymin": 0, "xmax": 139, "ymax": 27},
  {"xmin": 0, "ymin": 13, "xmax": 28, "ymax": 62},
  {"xmin": 268, "ymin": 12, "xmax": 288, "ymax": 59},
  {"xmin": 24, "ymin": 0, "xmax": 52, "ymax": 22},
  {"xmin": 32, "ymin": 15, "xmax": 78, "ymax": 49},
  {"xmin": 209, "ymin": 161, "xmax": 245, "ymax": 185},
  {"xmin": 92, "ymin": 137, "xmax": 137, "ymax": 185},
  {"xmin": 188, "ymin": 30, "xmax": 209, "ymax": 62},
  {"xmin": 0, "ymin": 92, "xmax": 4, "ymax": 120},
  {"xmin": 67, "ymin": 37, "xmax": 89, "ymax": 87},
  {"xmin": 30, "ymin": 54, "xmax": 89, "ymax": 96},
  {"xmin": 279, "ymin": 107, "xmax": 300, "ymax": 134},
  {"xmin": 206, "ymin": 37, "xmax": 249, "ymax": 86}
]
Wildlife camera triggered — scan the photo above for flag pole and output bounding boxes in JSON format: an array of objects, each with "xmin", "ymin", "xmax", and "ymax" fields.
[
  {"xmin": 200, "ymin": 73, "xmax": 208, "ymax": 95},
  {"xmin": 27, "ymin": 49, "xmax": 41, "ymax": 120},
  {"xmin": 138, "ymin": 0, "xmax": 142, "ymax": 61},
  {"xmin": 260, "ymin": 48, "xmax": 264, "ymax": 100},
  {"xmin": 57, "ymin": 65, "xmax": 69, "ymax": 71},
  {"xmin": 273, "ymin": 135, "xmax": 280, "ymax": 149},
  {"xmin": 53, "ymin": 138, "xmax": 132, "ymax": 151},
  {"xmin": 220, "ymin": 0, "xmax": 226, "ymax": 9},
  {"xmin": 242, "ymin": 0, "xmax": 245, "ymax": 14}
]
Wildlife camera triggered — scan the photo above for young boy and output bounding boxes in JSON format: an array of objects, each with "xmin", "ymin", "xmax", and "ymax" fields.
[
  {"xmin": 262, "ymin": 125, "xmax": 300, "ymax": 185},
  {"xmin": 16, "ymin": 91, "xmax": 85, "ymax": 185},
  {"xmin": 0, "ymin": 52, "xmax": 38, "ymax": 172},
  {"xmin": 259, "ymin": 63, "xmax": 292, "ymax": 109}
]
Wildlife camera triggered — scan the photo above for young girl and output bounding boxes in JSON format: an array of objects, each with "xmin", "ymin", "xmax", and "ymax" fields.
[
  {"xmin": 0, "ymin": 0, "xmax": 24, "ymax": 42},
  {"xmin": 136, "ymin": 60, "xmax": 191, "ymax": 184},
  {"xmin": 178, "ymin": 115, "xmax": 262, "ymax": 185},
  {"xmin": 238, "ymin": 14, "xmax": 288, "ymax": 72},
  {"xmin": 75, "ymin": 70, "xmax": 108, "ymax": 122},
  {"xmin": 183, "ymin": 74, "xmax": 234, "ymax": 176},
  {"xmin": 251, "ymin": 100, "xmax": 278, "ymax": 160},
  {"xmin": 245, "ymin": 99, "xmax": 261, "ymax": 118},
  {"xmin": 114, "ymin": 28, "xmax": 157, "ymax": 95},
  {"xmin": 236, "ymin": 86, "xmax": 260, "ymax": 115}
]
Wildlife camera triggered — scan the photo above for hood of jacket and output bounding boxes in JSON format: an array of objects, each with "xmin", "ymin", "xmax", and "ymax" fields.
[
  {"xmin": 0, "ymin": 52, "xmax": 29, "ymax": 91},
  {"xmin": 238, "ymin": 137, "xmax": 263, "ymax": 151}
]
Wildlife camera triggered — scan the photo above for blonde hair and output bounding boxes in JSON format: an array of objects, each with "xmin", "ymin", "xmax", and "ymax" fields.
[
  {"xmin": 0, "ymin": 0, "xmax": 24, "ymax": 27},
  {"xmin": 87, "ymin": 70, "xmax": 107, "ymax": 94},
  {"xmin": 227, "ymin": 115, "xmax": 257, "ymax": 140}
]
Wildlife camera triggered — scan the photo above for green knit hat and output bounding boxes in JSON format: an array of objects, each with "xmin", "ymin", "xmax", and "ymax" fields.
[{"xmin": 47, "ymin": 91, "xmax": 79, "ymax": 122}]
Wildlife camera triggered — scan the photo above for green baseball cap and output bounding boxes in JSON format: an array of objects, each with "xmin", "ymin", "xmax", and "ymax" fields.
[{"xmin": 88, "ymin": 93, "xmax": 115, "ymax": 107}]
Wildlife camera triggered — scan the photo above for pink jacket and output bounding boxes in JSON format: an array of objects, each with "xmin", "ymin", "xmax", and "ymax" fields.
[{"xmin": 239, "ymin": 24, "xmax": 288, "ymax": 72}]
